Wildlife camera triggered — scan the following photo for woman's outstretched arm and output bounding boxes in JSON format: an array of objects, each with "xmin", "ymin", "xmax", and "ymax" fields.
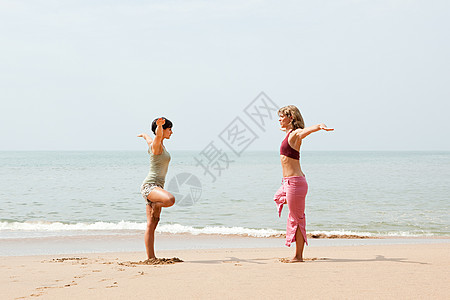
[
  {"xmin": 296, "ymin": 123, "xmax": 334, "ymax": 140},
  {"xmin": 137, "ymin": 133, "xmax": 153, "ymax": 147}
]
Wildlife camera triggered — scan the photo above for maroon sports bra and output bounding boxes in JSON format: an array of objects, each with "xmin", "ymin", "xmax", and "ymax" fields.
[{"xmin": 280, "ymin": 130, "xmax": 300, "ymax": 160}]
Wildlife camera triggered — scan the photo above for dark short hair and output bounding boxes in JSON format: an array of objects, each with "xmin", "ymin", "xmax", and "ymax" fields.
[{"xmin": 151, "ymin": 117, "xmax": 173, "ymax": 134}]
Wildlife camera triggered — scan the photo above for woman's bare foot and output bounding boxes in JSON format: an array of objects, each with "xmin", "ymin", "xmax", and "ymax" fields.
[
  {"xmin": 280, "ymin": 257, "xmax": 304, "ymax": 263},
  {"xmin": 290, "ymin": 256, "xmax": 304, "ymax": 263}
]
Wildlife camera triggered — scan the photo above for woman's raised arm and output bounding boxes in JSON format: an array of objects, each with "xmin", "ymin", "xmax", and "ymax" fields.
[{"xmin": 151, "ymin": 118, "xmax": 165, "ymax": 155}]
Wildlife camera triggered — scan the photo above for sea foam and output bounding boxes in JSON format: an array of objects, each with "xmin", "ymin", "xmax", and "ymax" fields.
[
  {"xmin": 0, "ymin": 221, "xmax": 283, "ymax": 238},
  {"xmin": 0, "ymin": 221, "xmax": 434, "ymax": 239}
]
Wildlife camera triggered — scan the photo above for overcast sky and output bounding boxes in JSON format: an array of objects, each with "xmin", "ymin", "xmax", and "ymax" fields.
[{"xmin": 1, "ymin": 0, "xmax": 449, "ymax": 151}]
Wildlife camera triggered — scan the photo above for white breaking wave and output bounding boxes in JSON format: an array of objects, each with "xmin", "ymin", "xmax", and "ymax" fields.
[
  {"xmin": 157, "ymin": 224, "xmax": 283, "ymax": 237},
  {"xmin": 0, "ymin": 221, "xmax": 436, "ymax": 238},
  {"xmin": 0, "ymin": 221, "xmax": 284, "ymax": 238},
  {"xmin": 0, "ymin": 221, "xmax": 145, "ymax": 231},
  {"xmin": 308, "ymin": 230, "xmax": 375, "ymax": 237}
]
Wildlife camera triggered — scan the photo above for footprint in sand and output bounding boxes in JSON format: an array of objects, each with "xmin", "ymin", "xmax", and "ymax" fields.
[
  {"xmin": 64, "ymin": 281, "xmax": 78, "ymax": 287},
  {"xmin": 106, "ymin": 282, "xmax": 119, "ymax": 288},
  {"xmin": 222, "ymin": 260, "xmax": 240, "ymax": 264},
  {"xmin": 49, "ymin": 257, "xmax": 87, "ymax": 263}
]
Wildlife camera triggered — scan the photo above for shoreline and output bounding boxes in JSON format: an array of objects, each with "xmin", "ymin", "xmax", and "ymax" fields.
[
  {"xmin": 2, "ymin": 243, "xmax": 449, "ymax": 299},
  {"xmin": 1, "ymin": 233, "xmax": 449, "ymax": 257}
]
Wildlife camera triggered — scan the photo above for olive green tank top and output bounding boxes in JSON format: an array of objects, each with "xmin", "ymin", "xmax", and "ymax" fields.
[{"xmin": 142, "ymin": 145, "xmax": 171, "ymax": 188}]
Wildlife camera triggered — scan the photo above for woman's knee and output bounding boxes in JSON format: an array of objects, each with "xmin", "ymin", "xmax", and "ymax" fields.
[{"xmin": 166, "ymin": 194, "xmax": 175, "ymax": 207}]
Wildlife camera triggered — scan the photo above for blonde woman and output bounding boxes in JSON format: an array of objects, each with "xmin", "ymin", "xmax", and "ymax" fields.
[
  {"xmin": 138, "ymin": 117, "xmax": 175, "ymax": 259},
  {"xmin": 274, "ymin": 105, "xmax": 333, "ymax": 262}
]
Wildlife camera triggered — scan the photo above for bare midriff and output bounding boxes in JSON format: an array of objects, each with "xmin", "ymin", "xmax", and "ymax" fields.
[{"xmin": 280, "ymin": 155, "xmax": 305, "ymax": 178}]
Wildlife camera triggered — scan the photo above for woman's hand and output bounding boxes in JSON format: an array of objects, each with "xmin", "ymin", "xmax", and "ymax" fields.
[
  {"xmin": 156, "ymin": 118, "xmax": 165, "ymax": 126},
  {"xmin": 319, "ymin": 123, "xmax": 334, "ymax": 131}
]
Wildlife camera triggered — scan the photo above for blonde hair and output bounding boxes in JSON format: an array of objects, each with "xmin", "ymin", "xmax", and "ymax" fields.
[{"xmin": 278, "ymin": 105, "xmax": 305, "ymax": 130}]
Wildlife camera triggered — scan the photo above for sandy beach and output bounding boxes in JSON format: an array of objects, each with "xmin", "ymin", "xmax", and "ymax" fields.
[{"xmin": 2, "ymin": 241, "xmax": 449, "ymax": 299}]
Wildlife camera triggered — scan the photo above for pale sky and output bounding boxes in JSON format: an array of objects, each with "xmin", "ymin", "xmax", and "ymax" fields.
[{"xmin": 1, "ymin": 0, "xmax": 449, "ymax": 151}]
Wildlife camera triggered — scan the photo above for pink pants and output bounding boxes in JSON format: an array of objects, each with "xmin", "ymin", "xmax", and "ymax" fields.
[{"xmin": 273, "ymin": 176, "xmax": 308, "ymax": 247}]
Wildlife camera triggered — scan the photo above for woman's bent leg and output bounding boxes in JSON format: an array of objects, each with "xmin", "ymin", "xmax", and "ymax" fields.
[
  {"xmin": 147, "ymin": 187, "xmax": 175, "ymax": 217},
  {"xmin": 148, "ymin": 187, "xmax": 175, "ymax": 206}
]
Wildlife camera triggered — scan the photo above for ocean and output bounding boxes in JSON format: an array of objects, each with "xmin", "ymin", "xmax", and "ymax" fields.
[{"xmin": 1, "ymin": 150, "xmax": 449, "ymax": 244}]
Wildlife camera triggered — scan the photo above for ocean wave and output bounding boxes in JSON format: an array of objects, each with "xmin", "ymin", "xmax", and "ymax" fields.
[
  {"xmin": 0, "ymin": 221, "xmax": 145, "ymax": 231},
  {"xmin": 157, "ymin": 224, "xmax": 283, "ymax": 237},
  {"xmin": 0, "ymin": 221, "xmax": 439, "ymax": 238},
  {"xmin": 0, "ymin": 221, "xmax": 283, "ymax": 238}
]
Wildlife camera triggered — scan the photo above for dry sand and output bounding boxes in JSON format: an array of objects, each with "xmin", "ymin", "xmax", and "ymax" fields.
[{"xmin": 2, "ymin": 243, "xmax": 449, "ymax": 299}]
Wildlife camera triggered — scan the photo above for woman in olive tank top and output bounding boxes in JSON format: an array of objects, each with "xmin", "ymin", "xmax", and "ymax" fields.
[{"xmin": 138, "ymin": 117, "xmax": 175, "ymax": 260}]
